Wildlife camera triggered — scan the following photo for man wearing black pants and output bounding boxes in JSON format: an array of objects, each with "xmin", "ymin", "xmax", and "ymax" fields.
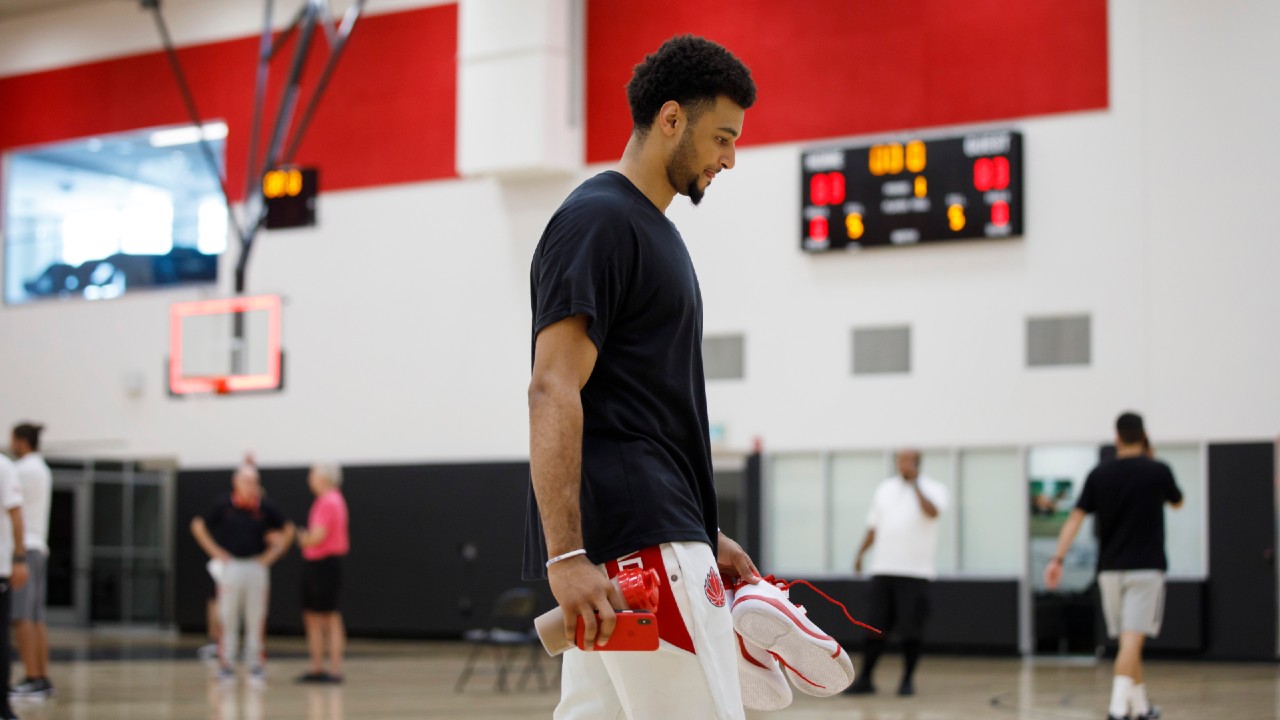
[
  {"xmin": 847, "ymin": 449, "xmax": 948, "ymax": 697},
  {"xmin": 0, "ymin": 453, "xmax": 29, "ymax": 720}
]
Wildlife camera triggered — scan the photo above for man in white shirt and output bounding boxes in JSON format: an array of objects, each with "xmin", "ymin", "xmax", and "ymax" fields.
[
  {"xmin": 0, "ymin": 451, "xmax": 29, "ymax": 720},
  {"xmin": 9, "ymin": 423, "xmax": 52, "ymax": 699},
  {"xmin": 846, "ymin": 449, "xmax": 948, "ymax": 697}
]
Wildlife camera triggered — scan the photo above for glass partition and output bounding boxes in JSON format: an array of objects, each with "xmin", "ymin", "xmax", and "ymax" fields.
[
  {"xmin": 829, "ymin": 451, "xmax": 886, "ymax": 574},
  {"xmin": 1156, "ymin": 443, "xmax": 1206, "ymax": 577},
  {"xmin": 1027, "ymin": 445, "xmax": 1098, "ymax": 591},
  {"xmin": 762, "ymin": 442, "xmax": 1198, "ymax": 582},
  {"xmin": 958, "ymin": 448, "xmax": 1024, "ymax": 574},
  {"xmin": 766, "ymin": 454, "xmax": 826, "ymax": 573},
  {"xmin": 919, "ymin": 449, "xmax": 957, "ymax": 573}
]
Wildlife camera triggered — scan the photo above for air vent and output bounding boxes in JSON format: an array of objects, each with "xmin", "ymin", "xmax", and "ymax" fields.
[
  {"xmin": 703, "ymin": 334, "xmax": 745, "ymax": 380},
  {"xmin": 852, "ymin": 326, "xmax": 911, "ymax": 375},
  {"xmin": 1027, "ymin": 315, "xmax": 1091, "ymax": 367}
]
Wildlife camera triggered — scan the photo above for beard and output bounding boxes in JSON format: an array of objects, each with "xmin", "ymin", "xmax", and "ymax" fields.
[{"xmin": 665, "ymin": 131, "xmax": 706, "ymax": 206}]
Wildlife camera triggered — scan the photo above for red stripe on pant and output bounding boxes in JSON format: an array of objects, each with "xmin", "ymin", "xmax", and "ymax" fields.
[{"xmin": 606, "ymin": 545, "xmax": 696, "ymax": 655}]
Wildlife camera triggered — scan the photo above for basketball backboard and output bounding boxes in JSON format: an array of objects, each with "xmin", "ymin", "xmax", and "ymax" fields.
[{"xmin": 168, "ymin": 294, "xmax": 283, "ymax": 395}]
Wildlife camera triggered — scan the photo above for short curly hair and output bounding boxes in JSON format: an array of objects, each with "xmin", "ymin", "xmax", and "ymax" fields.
[{"xmin": 626, "ymin": 35, "xmax": 756, "ymax": 134}]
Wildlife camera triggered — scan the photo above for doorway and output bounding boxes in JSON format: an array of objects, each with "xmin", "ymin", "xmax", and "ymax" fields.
[{"xmin": 45, "ymin": 460, "xmax": 174, "ymax": 627}]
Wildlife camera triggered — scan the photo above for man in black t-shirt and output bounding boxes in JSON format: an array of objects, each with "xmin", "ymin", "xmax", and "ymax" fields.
[
  {"xmin": 191, "ymin": 461, "xmax": 294, "ymax": 684},
  {"xmin": 525, "ymin": 36, "xmax": 758, "ymax": 718},
  {"xmin": 1045, "ymin": 412, "xmax": 1183, "ymax": 720}
]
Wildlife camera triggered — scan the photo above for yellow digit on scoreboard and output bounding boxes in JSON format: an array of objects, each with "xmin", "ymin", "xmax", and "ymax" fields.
[
  {"xmin": 869, "ymin": 143, "xmax": 909, "ymax": 176},
  {"xmin": 263, "ymin": 170, "xmax": 285, "ymax": 199},
  {"xmin": 906, "ymin": 140, "xmax": 926, "ymax": 173},
  {"xmin": 868, "ymin": 146, "xmax": 883, "ymax": 176},
  {"xmin": 886, "ymin": 143, "xmax": 904, "ymax": 174},
  {"xmin": 845, "ymin": 212, "xmax": 865, "ymax": 240},
  {"xmin": 947, "ymin": 204, "xmax": 966, "ymax": 231}
]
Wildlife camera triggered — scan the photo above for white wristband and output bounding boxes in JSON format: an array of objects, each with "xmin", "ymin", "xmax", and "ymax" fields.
[{"xmin": 545, "ymin": 548, "xmax": 587, "ymax": 568}]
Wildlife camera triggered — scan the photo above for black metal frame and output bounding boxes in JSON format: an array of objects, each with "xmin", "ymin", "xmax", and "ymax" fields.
[{"xmin": 141, "ymin": 0, "xmax": 365, "ymax": 373}]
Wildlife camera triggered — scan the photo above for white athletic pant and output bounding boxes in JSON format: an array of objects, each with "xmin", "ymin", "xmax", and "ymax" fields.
[
  {"xmin": 555, "ymin": 541, "xmax": 745, "ymax": 720},
  {"xmin": 218, "ymin": 560, "xmax": 270, "ymax": 667}
]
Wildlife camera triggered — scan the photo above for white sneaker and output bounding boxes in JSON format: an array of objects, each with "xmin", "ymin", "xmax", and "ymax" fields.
[
  {"xmin": 735, "ymin": 633, "xmax": 793, "ymax": 710},
  {"xmin": 730, "ymin": 576, "xmax": 857, "ymax": 697},
  {"xmin": 781, "ymin": 664, "xmax": 835, "ymax": 697},
  {"xmin": 729, "ymin": 581, "xmax": 793, "ymax": 711}
]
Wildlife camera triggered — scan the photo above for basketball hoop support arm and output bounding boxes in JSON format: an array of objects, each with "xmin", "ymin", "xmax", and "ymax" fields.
[{"xmin": 143, "ymin": 0, "xmax": 365, "ymax": 372}]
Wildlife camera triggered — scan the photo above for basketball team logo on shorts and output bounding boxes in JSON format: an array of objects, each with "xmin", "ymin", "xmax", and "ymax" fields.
[{"xmin": 705, "ymin": 568, "xmax": 726, "ymax": 608}]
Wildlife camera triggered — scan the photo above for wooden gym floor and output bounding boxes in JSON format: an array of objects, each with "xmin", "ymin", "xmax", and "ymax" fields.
[{"xmin": 8, "ymin": 630, "xmax": 1277, "ymax": 719}]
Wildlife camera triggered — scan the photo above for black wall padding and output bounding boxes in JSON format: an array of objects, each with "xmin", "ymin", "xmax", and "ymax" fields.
[
  {"xmin": 743, "ymin": 453, "xmax": 763, "ymax": 564},
  {"xmin": 1146, "ymin": 580, "xmax": 1205, "ymax": 652},
  {"xmin": 1206, "ymin": 442, "xmax": 1277, "ymax": 660},
  {"xmin": 797, "ymin": 579, "xmax": 1020, "ymax": 653},
  {"xmin": 175, "ymin": 462, "xmax": 552, "ymax": 639}
]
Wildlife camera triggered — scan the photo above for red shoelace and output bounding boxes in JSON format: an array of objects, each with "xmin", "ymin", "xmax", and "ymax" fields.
[{"xmin": 732, "ymin": 574, "xmax": 882, "ymax": 635}]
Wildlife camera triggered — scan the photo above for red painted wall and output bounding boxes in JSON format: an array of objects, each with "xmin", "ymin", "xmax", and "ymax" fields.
[
  {"xmin": 585, "ymin": 0, "xmax": 1108, "ymax": 162},
  {"xmin": 0, "ymin": 4, "xmax": 457, "ymax": 200},
  {"xmin": 0, "ymin": 2, "xmax": 1107, "ymax": 193}
]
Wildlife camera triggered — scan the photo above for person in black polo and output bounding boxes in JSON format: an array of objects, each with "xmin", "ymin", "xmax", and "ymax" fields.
[
  {"xmin": 1045, "ymin": 412, "xmax": 1183, "ymax": 720},
  {"xmin": 191, "ymin": 461, "xmax": 294, "ymax": 684}
]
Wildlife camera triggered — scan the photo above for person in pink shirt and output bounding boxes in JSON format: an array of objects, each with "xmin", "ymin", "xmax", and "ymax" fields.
[{"xmin": 295, "ymin": 463, "xmax": 349, "ymax": 683}]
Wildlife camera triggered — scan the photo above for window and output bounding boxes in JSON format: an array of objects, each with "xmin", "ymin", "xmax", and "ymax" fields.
[
  {"xmin": 1156, "ymin": 443, "xmax": 1205, "ymax": 577},
  {"xmin": 763, "ymin": 442, "xmax": 1206, "ymax": 583},
  {"xmin": 1027, "ymin": 445, "xmax": 1098, "ymax": 590},
  {"xmin": 829, "ymin": 452, "xmax": 884, "ymax": 573},
  {"xmin": 958, "ymin": 448, "xmax": 1024, "ymax": 574},
  {"xmin": 770, "ymin": 448, "xmax": 965, "ymax": 576},
  {"xmin": 765, "ymin": 454, "xmax": 827, "ymax": 573},
  {"xmin": 4, "ymin": 123, "xmax": 228, "ymax": 304}
]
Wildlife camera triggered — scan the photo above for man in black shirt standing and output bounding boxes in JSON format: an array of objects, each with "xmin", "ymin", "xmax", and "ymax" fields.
[
  {"xmin": 191, "ymin": 461, "xmax": 294, "ymax": 684},
  {"xmin": 1045, "ymin": 412, "xmax": 1183, "ymax": 720},
  {"xmin": 525, "ymin": 35, "xmax": 759, "ymax": 718}
]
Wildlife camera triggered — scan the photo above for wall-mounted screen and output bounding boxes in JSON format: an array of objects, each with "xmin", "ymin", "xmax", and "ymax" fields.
[
  {"xmin": 801, "ymin": 130, "xmax": 1023, "ymax": 252},
  {"xmin": 3, "ymin": 123, "xmax": 228, "ymax": 304}
]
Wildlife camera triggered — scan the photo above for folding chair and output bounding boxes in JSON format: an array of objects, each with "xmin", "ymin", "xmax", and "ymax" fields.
[{"xmin": 454, "ymin": 587, "xmax": 549, "ymax": 692}]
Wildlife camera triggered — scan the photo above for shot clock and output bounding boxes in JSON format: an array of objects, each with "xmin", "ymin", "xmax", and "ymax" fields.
[{"xmin": 801, "ymin": 131, "xmax": 1023, "ymax": 251}]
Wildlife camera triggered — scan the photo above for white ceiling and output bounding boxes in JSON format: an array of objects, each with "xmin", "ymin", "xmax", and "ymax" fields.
[{"xmin": 0, "ymin": 0, "xmax": 131, "ymax": 21}]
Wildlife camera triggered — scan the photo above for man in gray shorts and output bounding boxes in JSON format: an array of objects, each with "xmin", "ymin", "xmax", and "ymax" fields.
[
  {"xmin": 10, "ymin": 423, "xmax": 52, "ymax": 700},
  {"xmin": 1045, "ymin": 412, "xmax": 1183, "ymax": 720}
]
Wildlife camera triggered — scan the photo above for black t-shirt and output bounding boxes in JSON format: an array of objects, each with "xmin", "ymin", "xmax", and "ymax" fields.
[
  {"xmin": 522, "ymin": 171, "xmax": 717, "ymax": 580},
  {"xmin": 202, "ymin": 494, "xmax": 287, "ymax": 558},
  {"xmin": 1076, "ymin": 457, "xmax": 1183, "ymax": 571}
]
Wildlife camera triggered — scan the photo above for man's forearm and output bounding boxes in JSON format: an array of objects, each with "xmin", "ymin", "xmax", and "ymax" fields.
[
  {"xmin": 191, "ymin": 521, "xmax": 222, "ymax": 558},
  {"xmin": 915, "ymin": 487, "xmax": 939, "ymax": 518},
  {"xmin": 529, "ymin": 385, "xmax": 585, "ymax": 557},
  {"xmin": 857, "ymin": 529, "xmax": 876, "ymax": 556},
  {"xmin": 1052, "ymin": 510, "xmax": 1085, "ymax": 560}
]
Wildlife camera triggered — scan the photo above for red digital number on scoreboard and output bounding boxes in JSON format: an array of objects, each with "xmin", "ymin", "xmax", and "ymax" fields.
[
  {"xmin": 809, "ymin": 172, "xmax": 846, "ymax": 206},
  {"xmin": 973, "ymin": 156, "xmax": 1011, "ymax": 192}
]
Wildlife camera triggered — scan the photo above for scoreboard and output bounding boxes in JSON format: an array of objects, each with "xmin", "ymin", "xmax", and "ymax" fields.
[{"xmin": 801, "ymin": 130, "xmax": 1023, "ymax": 252}]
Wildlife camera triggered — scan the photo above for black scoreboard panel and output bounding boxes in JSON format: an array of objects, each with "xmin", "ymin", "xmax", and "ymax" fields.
[
  {"xmin": 264, "ymin": 167, "xmax": 318, "ymax": 230},
  {"xmin": 801, "ymin": 131, "xmax": 1022, "ymax": 252}
]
